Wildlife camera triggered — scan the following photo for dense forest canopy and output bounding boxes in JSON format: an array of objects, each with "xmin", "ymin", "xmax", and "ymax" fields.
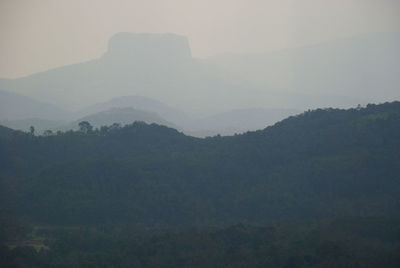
[
  {"xmin": 1, "ymin": 101, "xmax": 399, "ymax": 225},
  {"xmin": 1, "ymin": 101, "xmax": 399, "ymax": 267}
]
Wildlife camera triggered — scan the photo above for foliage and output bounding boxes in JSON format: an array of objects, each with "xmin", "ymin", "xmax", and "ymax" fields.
[
  {"xmin": 0, "ymin": 102, "xmax": 400, "ymax": 266},
  {"xmin": 1, "ymin": 218, "xmax": 399, "ymax": 267}
]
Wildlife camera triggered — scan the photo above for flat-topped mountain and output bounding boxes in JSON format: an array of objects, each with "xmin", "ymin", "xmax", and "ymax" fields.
[
  {"xmin": 0, "ymin": 32, "xmax": 205, "ymax": 110},
  {"xmin": 103, "ymin": 32, "xmax": 192, "ymax": 62},
  {"xmin": 2, "ymin": 32, "xmax": 394, "ymax": 112}
]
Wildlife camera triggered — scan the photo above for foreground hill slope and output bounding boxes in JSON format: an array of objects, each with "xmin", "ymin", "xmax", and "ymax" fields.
[{"xmin": 0, "ymin": 102, "xmax": 399, "ymax": 226}]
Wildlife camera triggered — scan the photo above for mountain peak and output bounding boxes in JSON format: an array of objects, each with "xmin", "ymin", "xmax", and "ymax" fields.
[{"xmin": 103, "ymin": 32, "xmax": 192, "ymax": 62}]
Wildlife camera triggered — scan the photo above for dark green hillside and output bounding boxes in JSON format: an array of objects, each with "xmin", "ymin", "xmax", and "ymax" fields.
[
  {"xmin": 0, "ymin": 125, "xmax": 15, "ymax": 138},
  {"xmin": 1, "ymin": 102, "xmax": 400, "ymax": 227},
  {"xmin": 2, "ymin": 218, "xmax": 399, "ymax": 268}
]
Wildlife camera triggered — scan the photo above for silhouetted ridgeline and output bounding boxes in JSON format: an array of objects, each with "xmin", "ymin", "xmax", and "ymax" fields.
[
  {"xmin": 0, "ymin": 101, "xmax": 399, "ymax": 226},
  {"xmin": 1, "ymin": 102, "xmax": 400, "ymax": 267}
]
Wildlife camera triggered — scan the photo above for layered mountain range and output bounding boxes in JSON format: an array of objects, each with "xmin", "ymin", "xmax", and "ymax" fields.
[{"xmin": 1, "ymin": 31, "xmax": 399, "ymax": 135}]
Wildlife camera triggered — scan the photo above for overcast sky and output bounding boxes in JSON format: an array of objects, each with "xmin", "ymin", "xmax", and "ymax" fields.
[{"xmin": 1, "ymin": 0, "xmax": 399, "ymax": 78}]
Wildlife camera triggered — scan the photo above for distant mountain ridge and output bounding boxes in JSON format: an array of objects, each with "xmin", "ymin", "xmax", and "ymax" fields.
[
  {"xmin": 75, "ymin": 95, "xmax": 189, "ymax": 125},
  {"xmin": 0, "ymin": 118, "xmax": 66, "ymax": 134},
  {"xmin": 209, "ymin": 32, "xmax": 400, "ymax": 103},
  {"xmin": 66, "ymin": 107, "xmax": 178, "ymax": 131},
  {"xmin": 1, "ymin": 32, "xmax": 395, "ymax": 112},
  {"xmin": 0, "ymin": 90, "xmax": 69, "ymax": 120},
  {"xmin": 189, "ymin": 108, "xmax": 301, "ymax": 136},
  {"xmin": 0, "ymin": 32, "xmax": 199, "ymax": 110},
  {"xmin": 76, "ymin": 96, "xmax": 300, "ymax": 136},
  {"xmin": 0, "ymin": 91, "xmax": 301, "ymax": 136}
]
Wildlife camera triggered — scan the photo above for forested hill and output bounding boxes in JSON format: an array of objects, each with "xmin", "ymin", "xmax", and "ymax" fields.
[
  {"xmin": 0, "ymin": 125, "xmax": 14, "ymax": 138},
  {"xmin": 1, "ymin": 102, "xmax": 399, "ymax": 226}
]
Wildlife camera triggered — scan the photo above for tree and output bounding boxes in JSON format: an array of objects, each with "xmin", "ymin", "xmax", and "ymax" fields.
[
  {"xmin": 29, "ymin": 126, "xmax": 35, "ymax": 136},
  {"xmin": 43, "ymin": 130, "xmax": 53, "ymax": 136},
  {"xmin": 78, "ymin": 121, "xmax": 93, "ymax": 134}
]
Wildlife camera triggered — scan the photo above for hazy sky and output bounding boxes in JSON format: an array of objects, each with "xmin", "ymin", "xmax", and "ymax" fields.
[{"xmin": 1, "ymin": 0, "xmax": 399, "ymax": 78}]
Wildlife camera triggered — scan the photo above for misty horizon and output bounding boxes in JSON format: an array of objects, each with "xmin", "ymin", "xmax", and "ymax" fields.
[
  {"xmin": 0, "ymin": 30, "xmax": 398, "ymax": 79},
  {"xmin": 1, "ymin": 31, "xmax": 399, "ymax": 112},
  {"xmin": 1, "ymin": 28, "xmax": 399, "ymax": 136},
  {"xmin": 1, "ymin": 0, "xmax": 400, "ymax": 78},
  {"xmin": 1, "ymin": 0, "xmax": 399, "ymax": 122}
]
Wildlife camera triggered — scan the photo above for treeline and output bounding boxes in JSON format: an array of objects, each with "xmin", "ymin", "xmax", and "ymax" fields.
[
  {"xmin": 1, "ymin": 102, "xmax": 399, "ymax": 227},
  {"xmin": 1, "ymin": 102, "xmax": 400, "ymax": 267}
]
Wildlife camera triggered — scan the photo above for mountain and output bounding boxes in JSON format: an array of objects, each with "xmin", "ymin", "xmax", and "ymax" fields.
[
  {"xmin": 0, "ymin": 33, "xmax": 203, "ymax": 111},
  {"xmin": 104, "ymin": 32, "xmax": 192, "ymax": 62},
  {"xmin": 0, "ymin": 91, "xmax": 300, "ymax": 136},
  {"xmin": 0, "ymin": 118, "xmax": 66, "ymax": 134},
  {"xmin": 1, "ymin": 32, "xmax": 394, "ymax": 113},
  {"xmin": 187, "ymin": 108, "xmax": 301, "ymax": 136},
  {"xmin": 75, "ymin": 95, "xmax": 190, "ymax": 126},
  {"xmin": 1, "ymin": 102, "xmax": 399, "ymax": 227},
  {"xmin": 0, "ymin": 90, "xmax": 70, "ymax": 120},
  {"xmin": 0, "ymin": 125, "xmax": 15, "ymax": 138},
  {"xmin": 66, "ymin": 107, "xmax": 177, "ymax": 130},
  {"xmin": 208, "ymin": 32, "xmax": 400, "ymax": 106},
  {"xmin": 77, "ymin": 96, "xmax": 300, "ymax": 136}
]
